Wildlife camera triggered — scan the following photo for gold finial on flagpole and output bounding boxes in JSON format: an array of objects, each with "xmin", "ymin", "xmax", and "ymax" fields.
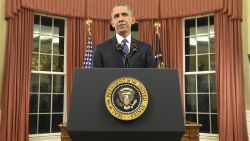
[
  {"xmin": 86, "ymin": 19, "xmax": 93, "ymax": 35},
  {"xmin": 154, "ymin": 21, "xmax": 161, "ymax": 35}
]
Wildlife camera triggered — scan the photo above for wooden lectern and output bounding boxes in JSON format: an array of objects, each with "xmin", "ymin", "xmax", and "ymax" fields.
[{"xmin": 59, "ymin": 121, "xmax": 201, "ymax": 141}]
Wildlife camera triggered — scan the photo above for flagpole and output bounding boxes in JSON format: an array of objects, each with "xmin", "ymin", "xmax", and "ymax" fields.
[{"xmin": 154, "ymin": 21, "xmax": 165, "ymax": 68}]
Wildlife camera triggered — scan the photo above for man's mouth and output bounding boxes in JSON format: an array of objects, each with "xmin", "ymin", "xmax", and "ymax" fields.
[{"xmin": 118, "ymin": 24, "xmax": 126, "ymax": 27}]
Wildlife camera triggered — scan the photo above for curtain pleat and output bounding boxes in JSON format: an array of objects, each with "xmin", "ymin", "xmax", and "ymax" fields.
[
  {"xmin": 138, "ymin": 21, "xmax": 157, "ymax": 53},
  {"xmin": 6, "ymin": 0, "xmax": 241, "ymax": 20},
  {"xmin": 161, "ymin": 19, "xmax": 184, "ymax": 105},
  {"xmin": 159, "ymin": 0, "xmax": 224, "ymax": 18},
  {"xmin": 66, "ymin": 18, "xmax": 86, "ymax": 111},
  {"xmin": 92, "ymin": 20, "xmax": 110, "ymax": 45},
  {"xmin": 0, "ymin": 9, "xmax": 33, "ymax": 141},
  {"xmin": 215, "ymin": 13, "xmax": 248, "ymax": 141}
]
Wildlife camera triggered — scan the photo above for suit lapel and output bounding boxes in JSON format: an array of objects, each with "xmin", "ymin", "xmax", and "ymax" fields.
[
  {"xmin": 110, "ymin": 36, "xmax": 125, "ymax": 67},
  {"xmin": 128, "ymin": 37, "xmax": 140, "ymax": 67}
]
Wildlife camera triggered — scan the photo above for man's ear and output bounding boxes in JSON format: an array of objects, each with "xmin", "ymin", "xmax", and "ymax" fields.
[
  {"xmin": 111, "ymin": 20, "xmax": 115, "ymax": 28},
  {"xmin": 131, "ymin": 17, "xmax": 135, "ymax": 24}
]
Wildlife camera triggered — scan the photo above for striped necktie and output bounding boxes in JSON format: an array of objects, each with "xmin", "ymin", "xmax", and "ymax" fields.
[{"xmin": 122, "ymin": 39, "xmax": 129, "ymax": 55}]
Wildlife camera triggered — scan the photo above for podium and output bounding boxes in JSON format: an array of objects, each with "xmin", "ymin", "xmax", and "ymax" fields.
[{"xmin": 68, "ymin": 68, "xmax": 185, "ymax": 141}]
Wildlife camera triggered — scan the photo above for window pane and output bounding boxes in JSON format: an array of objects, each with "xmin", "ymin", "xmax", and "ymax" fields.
[
  {"xmin": 186, "ymin": 114, "xmax": 197, "ymax": 123},
  {"xmin": 197, "ymin": 36, "xmax": 209, "ymax": 54},
  {"xmin": 211, "ymin": 114, "xmax": 218, "ymax": 134},
  {"xmin": 31, "ymin": 73, "xmax": 39, "ymax": 92},
  {"xmin": 198, "ymin": 114, "xmax": 210, "ymax": 133},
  {"xmin": 185, "ymin": 94, "xmax": 196, "ymax": 112},
  {"xmin": 210, "ymin": 34, "xmax": 214, "ymax": 53},
  {"xmin": 29, "ymin": 115, "xmax": 37, "ymax": 134},
  {"xmin": 41, "ymin": 17, "xmax": 52, "ymax": 35},
  {"xmin": 185, "ymin": 19, "xmax": 196, "ymax": 36},
  {"xmin": 210, "ymin": 73, "xmax": 216, "ymax": 92},
  {"xmin": 53, "ymin": 37, "xmax": 64, "ymax": 55},
  {"xmin": 197, "ymin": 74, "xmax": 209, "ymax": 92},
  {"xmin": 210, "ymin": 54, "xmax": 215, "ymax": 70},
  {"xmin": 198, "ymin": 94, "xmax": 209, "ymax": 112},
  {"xmin": 30, "ymin": 94, "xmax": 38, "ymax": 113},
  {"xmin": 33, "ymin": 34, "xmax": 39, "ymax": 53},
  {"xmin": 40, "ymin": 36, "xmax": 52, "ymax": 54},
  {"xmin": 32, "ymin": 53, "xmax": 39, "ymax": 71},
  {"xmin": 185, "ymin": 75, "xmax": 196, "ymax": 93},
  {"xmin": 40, "ymin": 74, "xmax": 52, "ymax": 92},
  {"xmin": 53, "ymin": 75, "xmax": 64, "ymax": 93},
  {"xmin": 197, "ymin": 17, "xmax": 208, "ymax": 34},
  {"xmin": 185, "ymin": 56, "xmax": 196, "ymax": 72},
  {"xmin": 40, "ymin": 54, "xmax": 51, "ymax": 71},
  {"xmin": 210, "ymin": 16, "xmax": 214, "ymax": 34},
  {"xmin": 39, "ymin": 94, "xmax": 51, "ymax": 113},
  {"xmin": 34, "ymin": 15, "xmax": 40, "ymax": 34},
  {"xmin": 198, "ymin": 55, "xmax": 209, "ymax": 71},
  {"xmin": 52, "ymin": 114, "xmax": 63, "ymax": 132},
  {"xmin": 52, "ymin": 95, "xmax": 64, "ymax": 112},
  {"xmin": 211, "ymin": 94, "xmax": 217, "ymax": 113},
  {"xmin": 53, "ymin": 56, "xmax": 64, "ymax": 72},
  {"xmin": 54, "ymin": 19, "xmax": 65, "ymax": 36},
  {"xmin": 38, "ymin": 114, "xmax": 50, "ymax": 133},
  {"xmin": 185, "ymin": 38, "xmax": 196, "ymax": 55}
]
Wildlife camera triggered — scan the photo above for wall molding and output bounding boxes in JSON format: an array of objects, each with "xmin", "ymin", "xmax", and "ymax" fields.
[
  {"xmin": 29, "ymin": 134, "xmax": 60, "ymax": 141},
  {"xmin": 200, "ymin": 133, "xmax": 219, "ymax": 141}
]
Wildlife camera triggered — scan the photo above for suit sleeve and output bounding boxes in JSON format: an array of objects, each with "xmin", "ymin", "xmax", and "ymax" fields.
[
  {"xmin": 146, "ymin": 44, "xmax": 156, "ymax": 68},
  {"xmin": 93, "ymin": 45, "xmax": 103, "ymax": 68}
]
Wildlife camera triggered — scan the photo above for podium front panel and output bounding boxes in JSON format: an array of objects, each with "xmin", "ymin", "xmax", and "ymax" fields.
[{"xmin": 68, "ymin": 68, "xmax": 184, "ymax": 141}]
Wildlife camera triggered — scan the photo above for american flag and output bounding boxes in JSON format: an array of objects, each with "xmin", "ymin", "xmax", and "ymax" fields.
[
  {"xmin": 154, "ymin": 31, "xmax": 165, "ymax": 68},
  {"xmin": 83, "ymin": 34, "xmax": 93, "ymax": 68}
]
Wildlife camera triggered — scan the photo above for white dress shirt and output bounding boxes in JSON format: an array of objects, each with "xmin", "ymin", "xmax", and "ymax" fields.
[{"xmin": 116, "ymin": 33, "xmax": 131, "ymax": 53}]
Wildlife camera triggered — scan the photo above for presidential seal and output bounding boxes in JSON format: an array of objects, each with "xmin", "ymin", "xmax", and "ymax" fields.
[{"xmin": 105, "ymin": 77, "xmax": 148, "ymax": 121}]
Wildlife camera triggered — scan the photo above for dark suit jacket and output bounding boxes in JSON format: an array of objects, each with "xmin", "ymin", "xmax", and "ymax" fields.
[{"xmin": 93, "ymin": 36, "xmax": 155, "ymax": 68}]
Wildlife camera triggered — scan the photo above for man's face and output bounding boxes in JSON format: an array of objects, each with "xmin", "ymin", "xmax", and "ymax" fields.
[{"xmin": 111, "ymin": 6, "xmax": 135, "ymax": 37}]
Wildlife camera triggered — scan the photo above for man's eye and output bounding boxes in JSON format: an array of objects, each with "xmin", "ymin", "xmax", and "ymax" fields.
[
  {"xmin": 122, "ymin": 13, "xmax": 128, "ymax": 17},
  {"xmin": 114, "ymin": 14, "xmax": 119, "ymax": 18}
]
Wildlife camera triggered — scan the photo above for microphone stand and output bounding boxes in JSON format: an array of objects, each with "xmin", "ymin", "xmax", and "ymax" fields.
[
  {"xmin": 115, "ymin": 43, "xmax": 138, "ymax": 68},
  {"xmin": 124, "ymin": 54, "xmax": 129, "ymax": 68}
]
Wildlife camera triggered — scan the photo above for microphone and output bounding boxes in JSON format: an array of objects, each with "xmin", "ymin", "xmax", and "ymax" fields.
[
  {"xmin": 130, "ymin": 43, "xmax": 138, "ymax": 55},
  {"xmin": 115, "ymin": 43, "xmax": 138, "ymax": 68},
  {"xmin": 115, "ymin": 43, "xmax": 124, "ymax": 55}
]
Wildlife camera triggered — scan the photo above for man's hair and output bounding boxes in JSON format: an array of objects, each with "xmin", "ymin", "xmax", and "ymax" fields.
[{"xmin": 111, "ymin": 3, "xmax": 133, "ymax": 18}]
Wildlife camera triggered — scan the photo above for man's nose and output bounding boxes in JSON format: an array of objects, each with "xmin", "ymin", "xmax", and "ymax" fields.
[{"xmin": 117, "ymin": 14, "xmax": 125, "ymax": 21}]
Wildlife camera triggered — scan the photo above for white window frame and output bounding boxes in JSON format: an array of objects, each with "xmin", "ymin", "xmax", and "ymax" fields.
[
  {"xmin": 183, "ymin": 14, "xmax": 218, "ymax": 139},
  {"xmin": 29, "ymin": 13, "xmax": 67, "ymax": 141}
]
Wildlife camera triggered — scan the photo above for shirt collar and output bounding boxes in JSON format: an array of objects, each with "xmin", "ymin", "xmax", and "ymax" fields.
[{"xmin": 116, "ymin": 33, "xmax": 131, "ymax": 44}]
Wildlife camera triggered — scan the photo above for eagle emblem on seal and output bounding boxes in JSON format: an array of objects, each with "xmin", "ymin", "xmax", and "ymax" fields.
[
  {"xmin": 116, "ymin": 88, "xmax": 138, "ymax": 110},
  {"xmin": 105, "ymin": 77, "xmax": 148, "ymax": 121}
]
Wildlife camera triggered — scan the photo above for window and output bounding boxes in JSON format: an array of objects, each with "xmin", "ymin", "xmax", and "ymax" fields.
[
  {"xmin": 29, "ymin": 14, "xmax": 66, "ymax": 135},
  {"xmin": 184, "ymin": 16, "xmax": 217, "ymax": 134}
]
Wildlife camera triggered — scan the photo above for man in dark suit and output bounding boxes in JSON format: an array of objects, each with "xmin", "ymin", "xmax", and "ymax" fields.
[{"xmin": 93, "ymin": 3, "xmax": 155, "ymax": 68}]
